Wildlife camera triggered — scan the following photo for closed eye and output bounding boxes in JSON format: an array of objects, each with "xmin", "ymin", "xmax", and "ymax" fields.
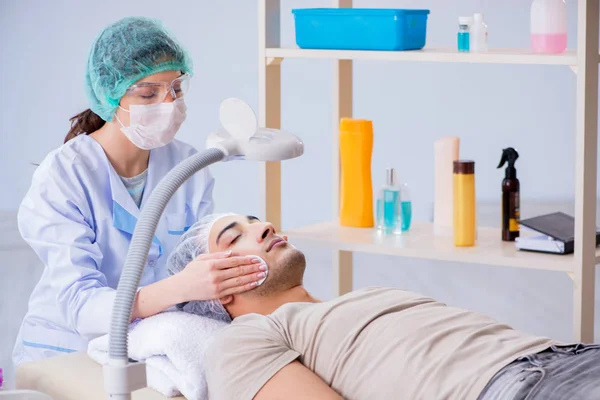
[{"xmin": 229, "ymin": 235, "xmax": 241, "ymax": 246}]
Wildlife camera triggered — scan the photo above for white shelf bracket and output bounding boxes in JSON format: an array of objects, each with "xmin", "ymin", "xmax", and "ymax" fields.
[{"xmin": 572, "ymin": 0, "xmax": 599, "ymax": 343}]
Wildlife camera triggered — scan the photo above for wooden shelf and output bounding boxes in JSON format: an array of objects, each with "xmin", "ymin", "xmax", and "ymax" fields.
[
  {"xmin": 284, "ymin": 221, "xmax": 600, "ymax": 273},
  {"xmin": 259, "ymin": 0, "xmax": 600, "ymax": 340},
  {"xmin": 265, "ymin": 47, "xmax": 578, "ymax": 66}
]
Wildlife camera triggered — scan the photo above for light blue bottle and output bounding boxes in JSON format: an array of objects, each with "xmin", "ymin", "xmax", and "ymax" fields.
[
  {"xmin": 457, "ymin": 16, "xmax": 471, "ymax": 52},
  {"xmin": 376, "ymin": 168, "xmax": 402, "ymax": 235},
  {"xmin": 400, "ymin": 183, "xmax": 412, "ymax": 232}
]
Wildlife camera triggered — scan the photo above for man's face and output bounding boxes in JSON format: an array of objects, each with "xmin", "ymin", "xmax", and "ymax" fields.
[{"xmin": 208, "ymin": 215, "xmax": 306, "ymax": 295}]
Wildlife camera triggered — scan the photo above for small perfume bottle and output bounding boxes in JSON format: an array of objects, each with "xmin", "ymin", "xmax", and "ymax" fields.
[
  {"xmin": 376, "ymin": 168, "xmax": 401, "ymax": 235},
  {"xmin": 400, "ymin": 183, "xmax": 412, "ymax": 231},
  {"xmin": 458, "ymin": 16, "xmax": 472, "ymax": 52}
]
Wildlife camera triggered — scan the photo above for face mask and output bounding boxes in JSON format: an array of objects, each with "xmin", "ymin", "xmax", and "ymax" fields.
[{"xmin": 115, "ymin": 98, "xmax": 187, "ymax": 150}]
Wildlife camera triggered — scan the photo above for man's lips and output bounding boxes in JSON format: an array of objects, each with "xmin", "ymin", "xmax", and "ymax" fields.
[{"xmin": 267, "ymin": 237, "xmax": 285, "ymax": 252}]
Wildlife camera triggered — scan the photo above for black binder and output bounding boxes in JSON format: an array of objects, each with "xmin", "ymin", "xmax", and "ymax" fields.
[{"xmin": 516, "ymin": 212, "xmax": 600, "ymax": 254}]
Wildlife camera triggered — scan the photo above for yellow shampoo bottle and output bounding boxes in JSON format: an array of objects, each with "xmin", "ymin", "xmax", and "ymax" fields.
[
  {"xmin": 453, "ymin": 160, "xmax": 476, "ymax": 246},
  {"xmin": 339, "ymin": 118, "xmax": 374, "ymax": 228}
]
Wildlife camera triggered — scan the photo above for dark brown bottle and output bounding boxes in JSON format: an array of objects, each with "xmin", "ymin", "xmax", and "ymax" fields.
[{"xmin": 497, "ymin": 148, "xmax": 520, "ymax": 241}]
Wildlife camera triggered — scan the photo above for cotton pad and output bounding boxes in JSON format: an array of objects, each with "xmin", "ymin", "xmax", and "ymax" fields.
[{"xmin": 251, "ymin": 255, "xmax": 269, "ymax": 286}]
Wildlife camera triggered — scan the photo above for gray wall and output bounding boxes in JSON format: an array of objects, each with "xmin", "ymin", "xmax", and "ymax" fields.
[{"xmin": 1, "ymin": 0, "xmax": 599, "ymax": 389}]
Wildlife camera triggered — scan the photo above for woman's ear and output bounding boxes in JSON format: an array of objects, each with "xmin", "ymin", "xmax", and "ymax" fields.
[{"xmin": 220, "ymin": 295, "xmax": 233, "ymax": 305}]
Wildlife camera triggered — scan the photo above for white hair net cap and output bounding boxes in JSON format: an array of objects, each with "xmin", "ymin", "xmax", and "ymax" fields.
[{"xmin": 167, "ymin": 213, "xmax": 236, "ymax": 323}]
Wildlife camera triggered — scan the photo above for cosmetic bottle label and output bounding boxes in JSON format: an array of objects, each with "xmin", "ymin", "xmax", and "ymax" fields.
[{"xmin": 509, "ymin": 192, "xmax": 520, "ymax": 232}]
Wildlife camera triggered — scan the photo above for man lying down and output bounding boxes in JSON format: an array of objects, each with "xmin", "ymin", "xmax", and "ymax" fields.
[{"xmin": 167, "ymin": 213, "xmax": 600, "ymax": 400}]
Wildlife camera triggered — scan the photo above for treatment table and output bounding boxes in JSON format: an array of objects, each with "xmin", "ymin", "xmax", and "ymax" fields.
[{"xmin": 16, "ymin": 352, "xmax": 185, "ymax": 400}]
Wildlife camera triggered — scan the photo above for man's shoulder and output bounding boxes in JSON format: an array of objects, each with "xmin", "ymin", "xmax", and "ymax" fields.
[
  {"xmin": 205, "ymin": 313, "xmax": 294, "ymax": 383},
  {"xmin": 205, "ymin": 313, "xmax": 301, "ymax": 399},
  {"xmin": 336, "ymin": 286, "xmax": 416, "ymax": 300},
  {"xmin": 207, "ymin": 314, "xmax": 276, "ymax": 355},
  {"xmin": 344, "ymin": 286, "xmax": 434, "ymax": 298},
  {"xmin": 227, "ymin": 312, "xmax": 274, "ymax": 333},
  {"xmin": 345, "ymin": 286, "xmax": 390, "ymax": 295}
]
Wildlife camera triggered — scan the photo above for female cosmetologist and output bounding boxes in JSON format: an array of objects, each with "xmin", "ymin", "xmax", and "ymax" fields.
[{"xmin": 13, "ymin": 17, "xmax": 265, "ymax": 364}]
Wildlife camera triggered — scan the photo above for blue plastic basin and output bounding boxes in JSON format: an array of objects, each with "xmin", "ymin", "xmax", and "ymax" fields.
[{"xmin": 292, "ymin": 8, "xmax": 431, "ymax": 51}]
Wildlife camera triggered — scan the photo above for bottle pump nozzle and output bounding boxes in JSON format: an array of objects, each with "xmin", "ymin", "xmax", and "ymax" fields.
[{"xmin": 497, "ymin": 147, "xmax": 519, "ymax": 179}]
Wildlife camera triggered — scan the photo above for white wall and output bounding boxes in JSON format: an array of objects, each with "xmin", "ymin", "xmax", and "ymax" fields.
[
  {"xmin": 0, "ymin": 0, "xmax": 587, "ymax": 214},
  {"xmin": 2, "ymin": 0, "xmax": 600, "ymax": 388}
]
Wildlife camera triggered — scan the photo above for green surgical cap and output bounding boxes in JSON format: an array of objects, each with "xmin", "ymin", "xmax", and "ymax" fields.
[{"xmin": 85, "ymin": 16, "xmax": 193, "ymax": 121}]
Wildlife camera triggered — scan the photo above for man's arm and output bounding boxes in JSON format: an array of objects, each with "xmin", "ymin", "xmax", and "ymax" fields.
[{"xmin": 254, "ymin": 361, "xmax": 343, "ymax": 400}]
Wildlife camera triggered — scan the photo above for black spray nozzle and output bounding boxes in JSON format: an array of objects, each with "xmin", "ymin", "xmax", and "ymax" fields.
[{"xmin": 497, "ymin": 147, "xmax": 519, "ymax": 179}]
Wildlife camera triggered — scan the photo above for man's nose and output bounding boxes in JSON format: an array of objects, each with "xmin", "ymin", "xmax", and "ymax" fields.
[{"xmin": 255, "ymin": 223, "xmax": 275, "ymax": 243}]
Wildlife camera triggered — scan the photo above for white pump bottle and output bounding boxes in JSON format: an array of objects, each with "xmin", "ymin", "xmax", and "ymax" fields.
[{"xmin": 470, "ymin": 13, "xmax": 488, "ymax": 52}]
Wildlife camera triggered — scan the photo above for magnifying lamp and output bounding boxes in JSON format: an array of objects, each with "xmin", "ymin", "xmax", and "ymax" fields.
[
  {"xmin": 103, "ymin": 98, "xmax": 303, "ymax": 399},
  {"xmin": 207, "ymin": 98, "xmax": 304, "ymax": 161}
]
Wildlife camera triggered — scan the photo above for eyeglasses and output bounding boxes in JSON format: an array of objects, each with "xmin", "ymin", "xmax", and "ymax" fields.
[{"xmin": 124, "ymin": 73, "xmax": 191, "ymax": 105}]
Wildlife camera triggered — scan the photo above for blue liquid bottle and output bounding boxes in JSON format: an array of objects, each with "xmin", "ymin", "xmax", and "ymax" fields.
[
  {"xmin": 376, "ymin": 168, "xmax": 402, "ymax": 235},
  {"xmin": 400, "ymin": 183, "xmax": 412, "ymax": 231},
  {"xmin": 458, "ymin": 16, "xmax": 471, "ymax": 52}
]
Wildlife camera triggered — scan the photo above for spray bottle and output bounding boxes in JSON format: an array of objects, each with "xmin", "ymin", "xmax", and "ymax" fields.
[{"xmin": 497, "ymin": 148, "xmax": 520, "ymax": 241}]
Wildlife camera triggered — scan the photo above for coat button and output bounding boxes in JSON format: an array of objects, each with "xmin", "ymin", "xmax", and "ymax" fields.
[{"xmin": 148, "ymin": 260, "xmax": 156, "ymax": 267}]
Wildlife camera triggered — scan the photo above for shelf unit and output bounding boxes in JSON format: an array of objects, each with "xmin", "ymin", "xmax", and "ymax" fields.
[{"xmin": 258, "ymin": 0, "xmax": 599, "ymax": 342}]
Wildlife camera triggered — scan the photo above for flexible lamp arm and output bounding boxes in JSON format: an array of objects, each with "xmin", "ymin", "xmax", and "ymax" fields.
[
  {"xmin": 103, "ymin": 98, "xmax": 303, "ymax": 399},
  {"xmin": 104, "ymin": 148, "xmax": 225, "ymax": 399}
]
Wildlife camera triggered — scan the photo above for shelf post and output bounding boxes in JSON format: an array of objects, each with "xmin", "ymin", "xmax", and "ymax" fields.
[
  {"xmin": 258, "ymin": 0, "xmax": 282, "ymax": 231},
  {"xmin": 332, "ymin": 0, "xmax": 354, "ymax": 297},
  {"xmin": 573, "ymin": 0, "xmax": 599, "ymax": 343}
]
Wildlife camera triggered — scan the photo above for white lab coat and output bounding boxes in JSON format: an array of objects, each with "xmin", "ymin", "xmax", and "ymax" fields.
[{"xmin": 12, "ymin": 135, "xmax": 214, "ymax": 365}]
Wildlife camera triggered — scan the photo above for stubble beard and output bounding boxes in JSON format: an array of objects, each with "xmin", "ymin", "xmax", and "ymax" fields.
[{"xmin": 249, "ymin": 247, "xmax": 306, "ymax": 297}]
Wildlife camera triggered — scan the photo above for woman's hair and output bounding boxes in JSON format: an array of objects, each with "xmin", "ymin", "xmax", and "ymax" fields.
[{"xmin": 64, "ymin": 109, "xmax": 105, "ymax": 143}]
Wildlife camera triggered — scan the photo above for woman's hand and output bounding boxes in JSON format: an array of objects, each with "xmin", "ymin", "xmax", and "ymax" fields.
[
  {"xmin": 131, "ymin": 251, "xmax": 265, "ymax": 321},
  {"xmin": 178, "ymin": 251, "xmax": 267, "ymax": 302}
]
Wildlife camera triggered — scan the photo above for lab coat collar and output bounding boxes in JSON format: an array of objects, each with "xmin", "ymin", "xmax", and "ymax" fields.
[
  {"xmin": 86, "ymin": 136, "xmax": 164, "ymax": 257},
  {"xmin": 112, "ymin": 201, "xmax": 162, "ymax": 251},
  {"xmin": 107, "ymin": 163, "xmax": 143, "ymax": 221},
  {"xmin": 78, "ymin": 135, "xmax": 143, "ymax": 222}
]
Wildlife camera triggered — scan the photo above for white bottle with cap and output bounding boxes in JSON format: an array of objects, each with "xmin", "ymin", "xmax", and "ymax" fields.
[
  {"xmin": 530, "ymin": 0, "xmax": 567, "ymax": 54},
  {"xmin": 470, "ymin": 13, "xmax": 488, "ymax": 52}
]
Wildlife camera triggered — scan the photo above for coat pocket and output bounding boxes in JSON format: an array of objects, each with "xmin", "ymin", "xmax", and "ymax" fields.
[{"xmin": 166, "ymin": 212, "xmax": 191, "ymax": 236}]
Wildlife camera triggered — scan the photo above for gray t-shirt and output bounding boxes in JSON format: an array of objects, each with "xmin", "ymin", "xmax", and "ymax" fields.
[
  {"xmin": 120, "ymin": 169, "xmax": 148, "ymax": 208},
  {"xmin": 205, "ymin": 287, "xmax": 557, "ymax": 400}
]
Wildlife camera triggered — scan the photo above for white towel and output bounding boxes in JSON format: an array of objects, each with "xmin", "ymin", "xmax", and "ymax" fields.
[{"xmin": 88, "ymin": 311, "xmax": 228, "ymax": 399}]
